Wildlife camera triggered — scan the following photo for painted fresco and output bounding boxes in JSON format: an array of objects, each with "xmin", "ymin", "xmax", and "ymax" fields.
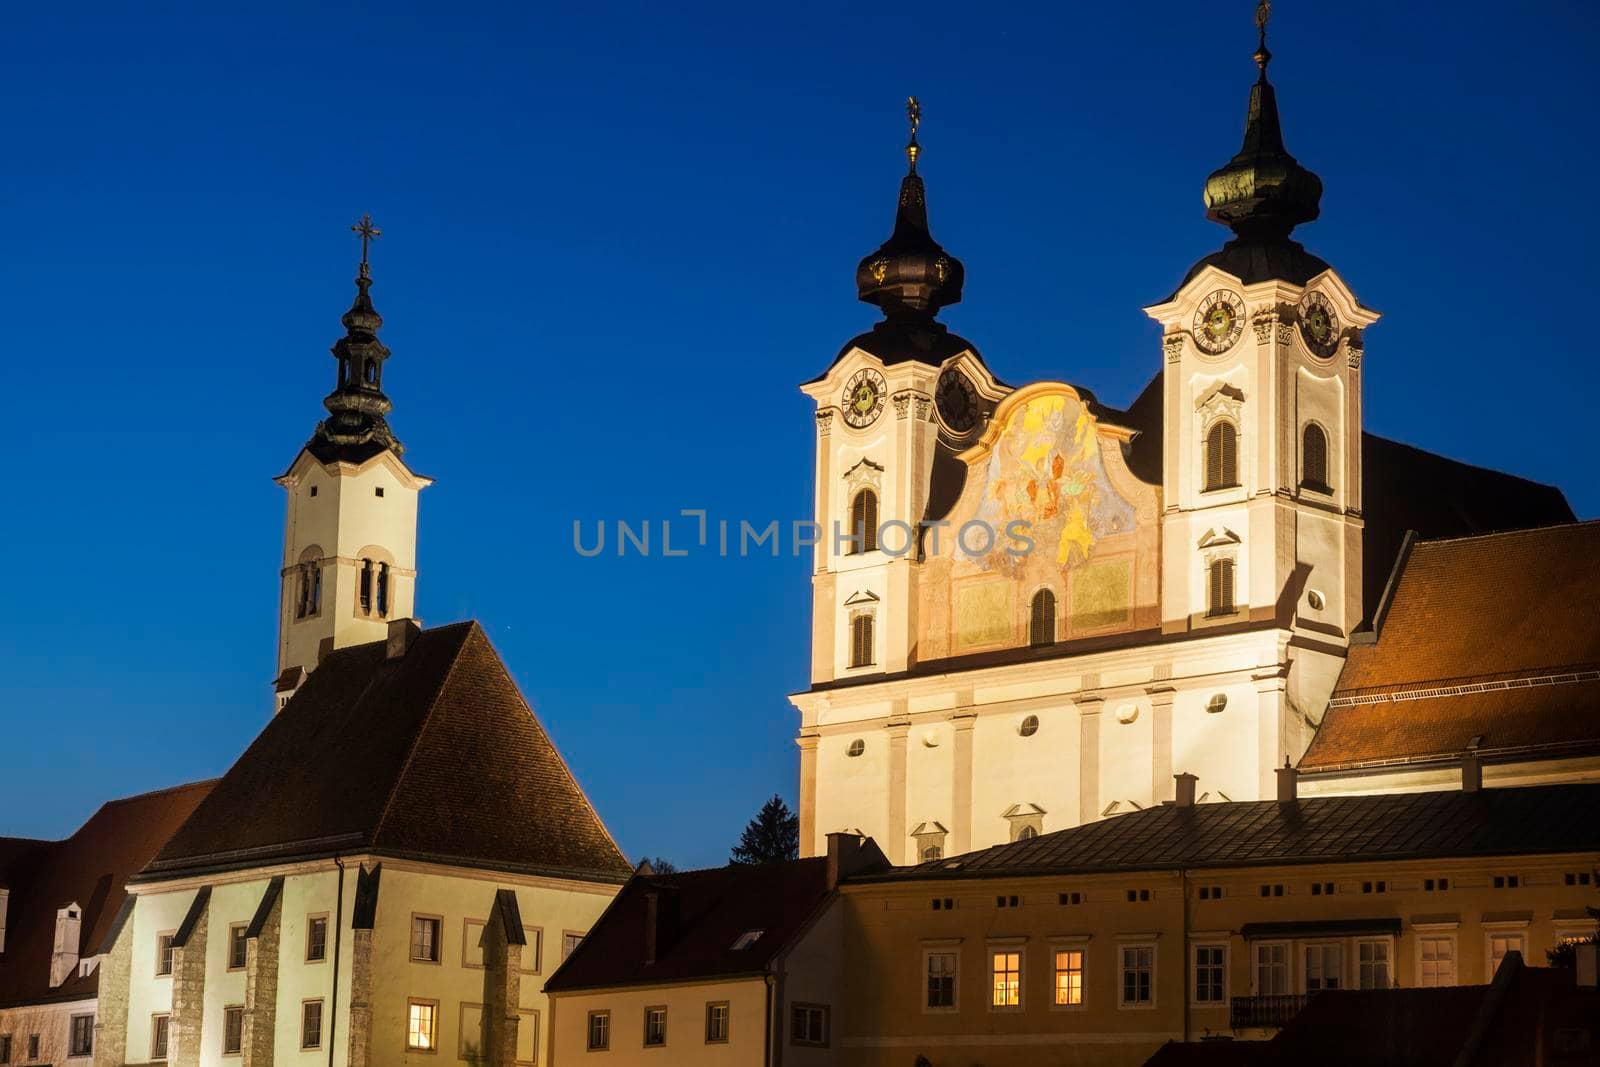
[{"xmin": 972, "ymin": 393, "xmax": 1137, "ymax": 577}]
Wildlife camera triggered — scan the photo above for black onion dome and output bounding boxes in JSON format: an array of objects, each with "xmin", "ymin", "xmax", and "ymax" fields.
[{"xmin": 310, "ymin": 217, "xmax": 403, "ymax": 463}]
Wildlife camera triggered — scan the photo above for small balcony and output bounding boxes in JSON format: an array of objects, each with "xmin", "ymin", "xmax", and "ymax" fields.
[{"xmin": 1229, "ymin": 993, "xmax": 1314, "ymax": 1030}]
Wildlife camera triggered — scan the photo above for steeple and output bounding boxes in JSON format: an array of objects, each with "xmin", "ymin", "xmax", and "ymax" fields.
[
  {"xmin": 1202, "ymin": 0, "xmax": 1323, "ymax": 243},
  {"xmin": 310, "ymin": 214, "xmax": 403, "ymax": 464}
]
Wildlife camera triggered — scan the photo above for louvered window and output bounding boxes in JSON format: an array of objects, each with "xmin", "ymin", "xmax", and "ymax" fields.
[
  {"xmin": 849, "ymin": 489, "xmax": 878, "ymax": 554},
  {"xmin": 1301, "ymin": 424, "xmax": 1330, "ymax": 491},
  {"xmin": 850, "ymin": 614, "xmax": 875, "ymax": 668},
  {"xmin": 1029, "ymin": 589, "xmax": 1056, "ymax": 646},
  {"xmin": 1208, "ymin": 558, "xmax": 1235, "ymax": 617},
  {"xmin": 1204, "ymin": 422, "xmax": 1238, "ymax": 491}
]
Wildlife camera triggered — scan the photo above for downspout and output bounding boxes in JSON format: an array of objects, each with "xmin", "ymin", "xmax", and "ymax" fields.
[
  {"xmin": 1181, "ymin": 868, "xmax": 1191, "ymax": 1043},
  {"xmin": 763, "ymin": 972, "xmax": 776, "ymax": 1067},
  {"xmin": 328, "ymin": 856, "xmax": 346, "ymax": 1067}
]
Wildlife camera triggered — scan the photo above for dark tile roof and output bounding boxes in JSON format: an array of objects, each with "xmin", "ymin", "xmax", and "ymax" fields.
[
  {"xmin": 1143, "ymin": 1039, "xmax": 1268, "ymax": 1067},
  {"xmin": 142, "ymin": 621, "xmax": 631, "ymax": 884},
  {"xmin": 0, "ymin": 780, "xmax": 214, "ymax": 1009},
  {"xmin": 862, "ymin": 783, "xmax": 1600, "ymax": 882},
  {"xmin": 1301, "ymin": 522, "xmax": 1600, "ymax": 771},
  {"xmin": 544, "ymin": 859, "xmax": 833, "ymax": 993}
]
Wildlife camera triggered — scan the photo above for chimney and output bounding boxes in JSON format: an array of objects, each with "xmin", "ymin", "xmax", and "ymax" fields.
[
  {"xmin": 1461, "ymin": 752, "xmax": 1482, "ymax": 793},
  {"xmin": 642, "ymin": 885, "xmax": 678, "ymax": 966},
  {"xmin": 50, "ymin": 903, "xmax": 82, "ymax": 988},
  {"xmin": 1173, "ymin": 773, "xmax": 1198, "ymax": 808},
  {"xmin": 1276, "ymin": 760, "xmax": 1298, "ymax": 803},
  {"xmin": 0, "ymin": 886, "xmax": 8, "ymax": 953},
  {"xmin": 387, "ymin": 618, "xmax": 421, "ymax": 659},
  {"xmin": 826, "ymin": 832, "xmax": 890, "ymax": 889}
]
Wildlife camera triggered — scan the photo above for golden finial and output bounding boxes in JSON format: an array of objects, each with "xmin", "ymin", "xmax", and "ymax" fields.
[
  {"xmin": 906, "ymin": 96, "xmax": 922, "ymax": 172},
  {"xmin": 351, "ymin": 213, "xmax": 382, "ymax": 278},
  {"xmin": 1253, "ymin": 0, "xmax": 1273, "ymax": 74}
]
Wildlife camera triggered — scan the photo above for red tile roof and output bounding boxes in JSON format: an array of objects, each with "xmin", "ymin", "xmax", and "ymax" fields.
[
  {"xmin": 142, "ymin": 621, "xmax": 632, "ymax": 883},
  {"xmin": 1301, "ymin": 522, "xmax": 1600, "ymax": 771},
  {"xmin": 0, "ymin": 780, "xmax": 214, "ymax": 1008}
]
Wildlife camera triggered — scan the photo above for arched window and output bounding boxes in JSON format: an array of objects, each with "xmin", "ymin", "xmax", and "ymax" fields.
[
  {"xmin": 1301, "ymin": 424, "xmax": 1330, "ymax": 491},
  {"xmin": 921, "ymin": 844, "xmax": 943, "ymax": 861},
  {"xmin": 1208, "ymin": 558, "xmax": 1236, "ymax": 617},
  {"xmin": 295, "ymin": 561, "xmax": 322, "ymax": 619},
  {"xmin": 338, "ymin": 358, "xmax": 349, "ymax": 388},
  {"xmin": 1204, "ymin": 421, "xmax": 1238, "ymax": 491},
  {"xmin": 364, "ymin": 359, "xmax": 378, "ymax": 385},
  {"xmin": 848, "ymin": 489, "xmax": 878, "ymax": 554},
  {"xmin": 1029, "ymin": 589, "xmax": 1056, "ymax": 647},
  {"xmin": 359, "ymin": 559, "xmax": 374, "ymax": 616},
  {"xmin": 849, "ymin": 613, "xmax": 875, "ymax": 668},
  {"xmin": 376, "ymin": 562, "xmax": 390, "ymax": 619},
  {"xmin": 1017, "ymin": 825, "xmax": 1039, "ymax": 841}
]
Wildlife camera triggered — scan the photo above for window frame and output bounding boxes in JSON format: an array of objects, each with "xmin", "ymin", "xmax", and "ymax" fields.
[
  {"xmin": 988, "ymin": 945, "xmax": 1025, "ymax": 1011},
  {"xmin": 848, "ymin": 488, "xmax": 879, "ymax": 555},
  {"xmin": 1300, "ymin": 421, "xmax": 1331, "ymax": 493},
  {"xmin": 305, "ymin": 913, "xmax": 329, "ymax": 963},
  {"xmin": 642, "ymin": 1005, "xmax": 668, "ymax": 1048},
  {"xmin": 848, "ymin": 610, "xmax": 876, "ymax": 669},
  {"xmin": 922, "ymin": 947, "xmax": 960, "ymax": 1013},
  {"xmin": 563, "ymin": 930, "xmax": 587, "ymax": 963},
  {"xmin": 1417, "ymin": 933, "xmax": 1458, "ymax": 988},
  {"xmin": 410, "ymin": 912, "xmax": 444, "ymax": 964},
  {"xmin": 1206, "ymin": 556, "xmax": 1237, "ymax": 617},
  {"xmin": 586, "ymin": 1010, "xmax": 610, "ymax": 1052},
  {"xmin": 301, "ymin": 998, "xmax": 325, "ymax": 1051},
  {"xmin": 222, "ymin": 1004, "xmax": 245, "ymax": 1056},
  {"xmin": 1028, "ymin": 587, "xmax": 1057, "ymax": 647},
  {"xmin": 1356, "ymin": 937, "xmax": 1393, "ymax": 990},
  {"xmin": 68, "ymin": 1012, "xmax": 94, "ymax": 1057},
  {"xmin": 155, "ymin": 930, "xmax": 177, "ymax": 977},
  {"xmin": 1118, "ymin": 943, "xmax": 1157, "ymax": 1010},
  {"xmin": 789, "ymin": 1003, "xmax": 829, "ymax": 1048},
  {"xmin": 227, "ymin": 922, "xmax": 250, "ymax": 972},
  {"xmin": 1051, "ymin": 945, "xmax": 1087, "ymax": 1010},
  {"xmin": 704, "ymin": 1001, "xmax": 730, "ymax": 1044},
  {"xmin": 1303, "ymin": 940, "xmax": 1344, "ymax": 992},
  {"xmin": 1486, "ymin": 930, "xmax": 1528, "ymax": 979},
  {"xmin": 1253, "ymin": 940, "xmax": 1290, "ymax": 996},
  {"xmin": 149, "ymin": 1014, "xmax": 171, "ymax": 1062},
  {"xmin": 1203, "ymin": 419, "xmax": 1240, "ymax": 492},
  {"xmin": 407, "ymin": 998, "xmax": 441, "ymax": 1053},
  {"xmin": 1192, "ymin": 942, "xmax": 1227, "ymax": 1006}
]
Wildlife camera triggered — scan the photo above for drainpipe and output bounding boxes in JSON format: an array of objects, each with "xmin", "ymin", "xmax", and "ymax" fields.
[
  {"xmin": 328, "ymin": 856, "xmax": 346, "ymax": 1067},
  {"xmin": 1181, "ymin": 868, "xmax": 1191, "ymax": 1042},
  {"xmin": 763, "ymin": 972, "xmax": 776, "ymax": 1067}
]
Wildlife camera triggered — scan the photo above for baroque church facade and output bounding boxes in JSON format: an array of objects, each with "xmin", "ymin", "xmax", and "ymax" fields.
[{"xmin": 790, "ymin": 18, "xmax": 1575, "ymax": 863}]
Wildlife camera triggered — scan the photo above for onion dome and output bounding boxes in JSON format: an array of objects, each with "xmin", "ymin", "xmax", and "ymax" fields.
[{"xmin": 310, "ymin": 215, "xmax": 404, "ymax": 463}]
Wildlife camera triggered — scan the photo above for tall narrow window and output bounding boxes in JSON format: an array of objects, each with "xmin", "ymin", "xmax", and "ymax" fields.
[
  {"xmin": 228, "ymin": 923, "xmax": 249, "ymax": 970},
  {"xmin": 359, "ymin": 559, "xmax": 374, "ymax": 615},
  {"xmin": 1029, "ymin": 589, "xmax": 1056, "ymax": 646},
  {"xmin": 306, "ymin": 915, "xmax": 328, "ymax": 963},
  {"xmin": 848, "ymin": 489, "xmax": 878, "ymax": 554},
  {"xmin": 927, "ymin": 952, "xmax": 957, "ymax": 1008},
  {"xmin": 1301, "ymin": 423, "xmax": 1330, "ymax": 491},
  {"xmin": 407, "ymin": 1001, "xmax": 438, "ymax": 1051},
  {"xmin": 223, "ymin": 1006, "xmax": 244, "ymax": 1054},
  {"xmin": 586, "ymin": 1011, "xmax": 609, "ymax": 1051},
  {"xmin": 410, "ymin": 916, "xmax": 441, "ymax": 962},
  {"xmin": 1204, "ymin": 421, "xmax": 1238, "ymax": 491},
  {"xmin": 301, "ymin": 1000, "xmax": 324, "ymax": 1050},
  {"xmin": 364, "ymin": 359, "xmax": 377, "ymax": 385},
  {"xmin": 643, "ymin": 1006, "xmax": 667, "ymax": 1046},
  {"xmin": 1419, "ymin": 937, "xmax": 1456, "ymax": 987},
  {"xmin": 156, "ymin": 932, "xmax": 176, "ymax": 976},
  {"xmin": 296, "ymin": 565, "xmax": 311, "ymax": 619},
  {"xmin": 1054, "ymin": 949, "xmax": 1085, "ymax": 1006},
  {"xmin": 1255, "ymin": 943, "xmax": 1289, "ymax": 995},
  {"xmin": 991, "ymin": 951, "xmax": 1022, "ymax": 1007},
  {"xmin": 1358, "ymin": 940, "xmax": 1391, "ymax": 989},
  {"xmin": 1194, "ymin": 945, "xmax": 1226, "ymax": 1003},
  {"xmin": 69, "ymin": 1015, "xmax": 93, "ymax": 1057},
  {"xmin": 849, "ymin": 613, "xmax": 875, "ymax": 668},
  {"xmin": 376, "ymin": 562, "xmax": 390, "ymax": 618},
  {"xmin": 1304, "ymin": 943, "xmax": 1342, "ymax": 991},
  {"xmin": 705, "ymin": 1002, "xmax": 730, "ymax": 1043},
  {"xmin": 150, "ymin": 1015, "xmax": 171, "ymax": 1061},
  {"xmin": 1207, "ymin": 558, "xmax": 1235, "ymax": 617},
  {"xmin": 1120, "ymin": 945, "xmax": 1155, "ymax": 1007}
]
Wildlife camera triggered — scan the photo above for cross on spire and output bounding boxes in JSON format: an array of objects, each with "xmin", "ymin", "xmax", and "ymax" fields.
[
  {"xmin": 905, "ymin": 96, "xmax": 922, "ymax": 172},
  {"xmin": 1254, "ymin": 0, "xmax": 1273, "ymax": 74},
  {"xmin": 351, "ymin": 214, "xmax": 382, "ymax": 277}
]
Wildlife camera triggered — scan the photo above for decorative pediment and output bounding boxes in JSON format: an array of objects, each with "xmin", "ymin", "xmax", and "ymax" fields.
[
  {"xmin": 1195, "ymin": 383, "xmax": 1245, "ymax": 427},
  {"xmin": 842, "ymin": 457, "xmax": 885, "ymax": 495},
  {"xmin": 1001, "ymin": 802, "xmax": 1047, "ymax": 819},
  {"xmin": 1196, "ymin": 527, "xmax": 1242, "ymax": 550},
  {"xmin": 910, "ymin": 821, "xmax": 949, "ymax": 838},
  {"xmin": 843, "ymin": 589, "xmax": 880, "ymax": 607}
]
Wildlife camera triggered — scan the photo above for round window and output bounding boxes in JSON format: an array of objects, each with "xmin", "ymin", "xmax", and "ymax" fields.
[
  {"xmin": 1206, "ymin": 693, "xmax": 1228, "ymax": 715},
  {"xmin": 1307, "ymin": 589, "xmax": 1326, "ymax": 611},
  {"xmin": 1019, "ymin": 714, "xmax": 1040, "ymax": 737},
  {"xmin": 846, "ymin": 738, "xmax": 865, "ymax": 757}
]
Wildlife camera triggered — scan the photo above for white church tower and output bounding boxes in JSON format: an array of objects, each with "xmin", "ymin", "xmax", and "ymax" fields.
[{"xmin": 273, "ymin": 217, "xmax": 431, "ymax": 704}]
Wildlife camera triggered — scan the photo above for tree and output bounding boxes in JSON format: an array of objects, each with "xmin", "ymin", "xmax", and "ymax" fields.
[
  {"xmin": 730, "ymin": 794, "xmax": 799, "ymax": 864},
  {"xmin": 644, "ymin": 856, "xmax": 678, "ymax": 875},
  {"xmin": 1546, "ymin": 868, "xmax": 1599, "ymax": 967}
]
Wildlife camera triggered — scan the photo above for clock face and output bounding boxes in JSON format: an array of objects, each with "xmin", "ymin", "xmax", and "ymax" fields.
[
  {"xmin": 1299, "ymin": 291, "xmax": 1339, "ymax": 356},
  {"xmin": 842, "ymin": 369, "xmax": 887, "ymax": 428},
  {"xmin": 935, "ymin": 368, "xmax": 980, "ymax": 434},
  {"xmin": 1193, "ymin": 290, "xmax": 1244, "ymax": 355}
]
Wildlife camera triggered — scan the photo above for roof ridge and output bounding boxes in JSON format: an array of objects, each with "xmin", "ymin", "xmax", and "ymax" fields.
[
  {"xmin": 93, "ymin": 777, "xmax": 222, "ymax": 808},
  {"xmin": 1363, "ymin": 432, "xmax": 1570, "ymax": 492},
  {"xmin": 1413, "ymin": 517, "xmax": 1594, "ymax": 548}
]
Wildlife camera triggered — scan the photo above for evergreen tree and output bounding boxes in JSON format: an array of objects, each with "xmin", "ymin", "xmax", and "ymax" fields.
[{"xmin": 730, "ymin": 794, "xmax": 799, "ymax": 864}]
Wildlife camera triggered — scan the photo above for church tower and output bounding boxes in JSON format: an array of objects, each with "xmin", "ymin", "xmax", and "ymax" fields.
[{"xmin": 273, "ymin": 217, "xmax": 432, "ymax": 703}]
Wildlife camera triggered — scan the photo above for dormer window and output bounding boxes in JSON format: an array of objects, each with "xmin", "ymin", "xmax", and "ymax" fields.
[{"xmin": 731, "ymin": 929, "xmax": 764, "ymax": 951}]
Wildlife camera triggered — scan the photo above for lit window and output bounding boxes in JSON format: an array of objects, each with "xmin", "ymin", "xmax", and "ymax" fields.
[
  {"xmin": 228, "ymin": 923, "xmax": 249, "ymax": 970},
  {"xmin": 407, "ymin": 1001, "xmax": 438, "ymax": 1051},
  {"xmin": 1204, "ymin": 421, "xmax": 1238, "ymax": 491},
  {"xmin": 586, "ymin": 1011, "xmax": 609, "ymax": 1051},
  {"xmin": 849, "ymin": 613, "xmax": 875, "ymax": 668},
  {"xmin": 301, "ymin": 1000, "xmax": 324, "ymax": 1050},
  {"xmin": 150, "ymin": 1014, "xmax": 170, "ymax": 1061},
  {"xmin": 1489, "ymin": 934, "xmax": 1525, "ymax": 975},
  {"xmin": 1255, "ymin": 943, "xmax": 1289, "ymax": 995},
  {"xmin": 1194, "ymin": 945, "xmax": 1225, "ymax": 1003},
  {"xmin": 705, "ymin": 1002, "xmax": 730, "ymax": 1043},
  {"xmin": 848, "ymin": 489, "xmax": 878, "ymax": 554},
  {"xmin": 644, "ymin": 1006, "xmax": 667, "ymax": 1046},
  {"xmin": 1054, "ymin": 949, "xmax": 1085, "ymax": 1006},
  {"xmin": 927, "ymin": 951, "xmax": 957, "ymax": 1009},
  {"xmin": 1305, "ymin": 943, "xmax": 1342, "ymax": 991},
  {"xmin": 1358, "ymin": 940, "xmax": 1391, "ymax": 989},
  {"xmin": 69, "ymin": 1014, "xmax": 93, "ymax": 1057},
  {"xmin": 156, "ymin": 932, "xmax": 176, "ymax": 976},
  {"xmin": 306, "ymin": 915, "xmax": 328, "ymax": 962},
  {"xmin": 730, "ymin": 929, "xmax": 764, "ymax": 951},
  {"xmin": 411, "ymin": 915, "xmax": 441, "ymax": 962},
  {"xmin": 991, "ymin": 951, "xmax": 1022, "ymax": 1008},
  {"xmin": 223, "ymin": 1005, "xmax": 244, "ymax": 1054},
  {"xmin": 1207, "ymin": 558, "xmax": 1235, "ymax": 617},
  {"xmin": 1029, "ymin": 589, "xmax": 1056, "ymax": 646},
  {"xmin": 1420, "ymin": 937, "xmax": 1456, "ymax": 987},
  {"xmin": 1301, "ymin": 423, "xmax": 1330, "ymax": 491},
  {"xmin": 790, "ymin": 1004, "xmax": 828, "ymax": 1047},
  {"xmin": 1120, "ymin": 945, "xmax": 1154, "ymax": 1007}
]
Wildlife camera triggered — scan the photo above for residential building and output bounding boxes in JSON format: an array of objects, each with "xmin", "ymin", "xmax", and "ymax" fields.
[{"xmin": 544, "ymin": 836, "xmax": 888, "ymax": 1065}]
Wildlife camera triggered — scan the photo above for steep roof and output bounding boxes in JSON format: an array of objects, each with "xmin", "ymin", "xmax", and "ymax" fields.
[
  {"xmin": 142, "ymin": 621, "xmax": 631, "ymax": 884},
  {"xmin": 545, "ymin": 858, "xmax": 833, "ymax": 993},
  {"xmin": 0, "ymin": 780, "xmax": 214, "ymax": 1009},
  {"xmin": 862, "ymin": 783, "xmax": 1600, "ymax": 882},
  {"xmin": 1301, "ymin": 522, "xmax": 1600, "ymax": 772}
]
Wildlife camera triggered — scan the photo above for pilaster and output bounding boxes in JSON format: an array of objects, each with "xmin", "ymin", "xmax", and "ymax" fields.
[
  {"xmin": 1255, "ymin": 671, "xmax": 1289, "ymax": 799},
  {"xmin": 951, "ymin": 704, "xmax": 977, "ymax": 855},
  {"xmin": 91, "ymin": 904, "xmax": 134, "ymax": 1067},
  {"xmin": 797, "ymin": 732, "xmax": 821, "ymax": 858},
  {"xmin": 346, "ymin": 928, "xmax": 374, "ymax": 1067},
  {"xmin": 1077, "ymin": 694, "xmax": 1104, "ymax": 822},
  {"xmin": 241, "ymin": 889, "xmax": 282, "ymax": 1067},
  {"xmin": 1147, "ymin": 686, "xmax": 1176, "ymax": 804},
  {"xmin": 886, "ymin": 712, "xmax": 911, "ymax": 865},
  {"xmin": 170, "ymin": 901, "xmax": 210, "ymax": 1067}
]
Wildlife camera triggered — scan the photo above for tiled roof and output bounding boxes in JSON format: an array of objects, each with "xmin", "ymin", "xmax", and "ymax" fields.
[
  {"xmin": 864, "ymin": 783, "xmax": 1600, "ymax": 881},
  {"xmin": 544, "ymin": 859, "xmax": 833, "ymax": 992},
  {"xmin": 143, "ymin": 621, "xmax": 631, "ymax": 883},
  {"xmin": 0, "ymin": 780, "xmax": 214, "ymax": 1008},
  {"xmin": 1301, "ymin": 522, "xmax": 1600, "ymax": 771}
]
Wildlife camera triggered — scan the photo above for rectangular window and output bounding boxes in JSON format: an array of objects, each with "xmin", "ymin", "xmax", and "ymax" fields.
[
  {"xmin": 990, "ymin": 950, "xmax": 1022, "ymax": 1007},
  {"xmin": 1255, "ymin": 942, "xmax": 1289, "ymax": 996},
  {"xmin": 1489, "ymin": 933, "xmax": 1525, "ymax": 975},
  {"xmin": 306, "ymin": 914, "xmax": 328, "ymax": 962},
  {"xmin": 790, "ymin": 1004, "xmax": 828, "ymax": 1047},
  {"xmin": 926, "ymin": 951, "xmax": 957, "ymax": 1009},
  {"xmin": 69, "ymin": 1014, "xmax": 94, "ymax": 1056},
  {"xmin": 407, "ymin": 1001, "xmax": 439, "ymax": 1051},
  {"xmin": 521, "ymin": 927, "xmax": 543, "ymax": 975},
  {"xmin": 0, "ymin": 1035, "xmax": 9, "ymax": 1064},
  {"xmin": 586, "ymin": 1011, "xmax": 609, "ymax": 1051},
  {"xmin": 1304, "ymin": 943, "xmax": 1342, "ymax": 991},
  {"xmin": 228, "ymin": 923, "xmax": 249, "ymax": 970},
  {"xmin": 156, "ymin": 931, "xmax": 176, "ymax": 975},
  {"xmin": 1120, "ymin": 945, "xmax": 1155, "ymax": 1007},
  {"xmin": 643, "ymin": 1006, "xmax": 667, "ymax": 1047},
  {"xmin": 1059, "ymin": 891, "xmax": 1083, "ymax": 905},
  {"xmin": 25, "ymin": 1038, "xmax": 36, "ymax": 1063},
  {"xmin": 411, "ymin": 914, "xmax": 442, "ymax": 962},
  {"xmin": 563, "ymin": 931, "xmax": 585, "ymax": 962},
  {"xmin": 150, "ymin": 1015, "xmax": 170, "ymax": 1061},
  {"xmin": 1420, "ymin": 936, "xmax": 1456, "ymax": 987},
  {"xmin": 1054, "ymin": 949, "xmax": 1085, "ymax": 1006},
  {"xmin": 223, "ymin": 1005, "xmax": 244, "ymax": 1055},
  {"xmin": 705, "ymin": 1002, "xmax": 729, "ymax": 1044},
  {"xmin": 1358, "ymin": 939, "xmax": 1391, "ymax": 989},
  {"xmin": 1311, "ymin": 881, "xmax": 1334, "ymax": 896},
  {"xmin": 301, "ymin": 1000, "xmax": 324, "ymax": 1050},
  {"xmin": 1194, "ymin": 944, "xmax": 1226, "ymax": 1003}
]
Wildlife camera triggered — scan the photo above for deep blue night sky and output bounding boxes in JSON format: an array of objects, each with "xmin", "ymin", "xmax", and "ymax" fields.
[{"xmin": 2, "ymin": 2, "xmax": 1595, "ymax": 868}]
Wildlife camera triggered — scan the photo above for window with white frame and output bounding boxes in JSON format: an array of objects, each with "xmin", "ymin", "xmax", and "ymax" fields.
[
  {"xmin": 1254, "ymin": 942, "xmax": 1289, "ymax": 995},
  {"xmin": 643, "ymin": 1006, "xmax": 667, "ymax": 1047},
  {"xmin": 156, "ymin": 931, "xmax": 176, "ymax": 976},
  {"xmin": 1194, "ymin": 944, "xmax": 1226, "ymax": 1003},
  {"xmin": 150, "ymin": 1015, "xmax": 170, "ymax": 1061},
  {"xmin": 1488, "ymin": 933, "xmax": 1526, "ymax": 977},
  {"xmin": 705, "ymin": 1002, "xmax": 729, "ymax": 1043},
  {"xmin": 1120, "ymin": 945, "xmax": 1155, "ymax": 1007},
  {"xmin": 1419, "ymin": 936, "xmax": 1456, "ymax": 987},
  {"xmin": 586, "ymin": 1011, "xmax": 609, "ymax": 1051},
  {"xmin": 306, "ymin": 914, "xmax": 328, "ymax": 962},
  {"xmin": 790, "ymin": 1004, "xmax": 828, "ymax": 1047},
  {"xmin": 301, "ymin": 1000, "xmax": 324, "ymax": 1050},
  {"xmin": 411, "ymin": 915, "xmax": 442, "ymax": 962},
  {"xmin": 1357, "ymin": 939, "xmax": 1391, "ymax": 989},
  {"xmin": 228, "ymin": 923, "xmax": 249, "ymax": 970},
  {"xmin": 1304, "ymin": 943, "xmax": 1342, "ymax": 991},
  {"xmin": 926, "ymin": 951, "xmax": 957, "ymax": 1009},
  {"xmin": 990, "ymin": 949, "xmax": 1023, "ymax": 1008},
  {"xmin": 1054, "ymin": 948, "xmax": 1085, "ymax": 1006},
  {"xmin": 407, "ymin": 1001, "xmax": 439, "ymax": 1051}
]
